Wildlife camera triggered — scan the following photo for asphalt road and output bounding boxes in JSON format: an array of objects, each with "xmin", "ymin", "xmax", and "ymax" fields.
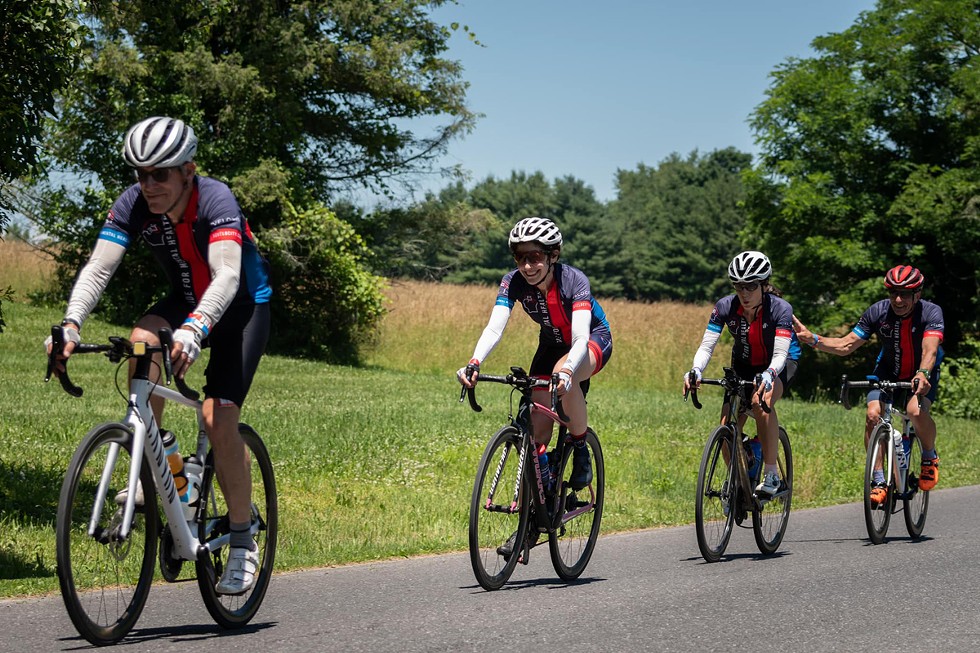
[{"xmin": 4, "ymin": 485, "xmax": 979, "ymax": 652}]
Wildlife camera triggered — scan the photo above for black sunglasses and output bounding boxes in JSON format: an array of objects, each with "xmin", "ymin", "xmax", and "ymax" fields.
[
  {"xmin": 514, "ymin": 250, "xmax": 549, "ymax": 266},
  {"xmin": 732, "ymin": 282, "xmax": 760, "ymax": 292},
  {"xmin": 888, "ymin": 289, "xmax": 917, "ymax": 300},
  {"xmin": 134, "ymin": 167, "xmax": 177, "ymax": 184}
]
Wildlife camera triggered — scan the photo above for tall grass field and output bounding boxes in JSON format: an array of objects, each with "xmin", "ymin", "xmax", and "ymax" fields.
[{"xmin": 1, "ymin": 239, "xmax": 978, "ymax": 598}]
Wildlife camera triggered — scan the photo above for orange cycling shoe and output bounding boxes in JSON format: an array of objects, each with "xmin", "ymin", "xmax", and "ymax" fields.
[
  {"xmin": 919, "ymin": 457, "xmax": 940, "ymax": 491},
  {"xmin": 869, "ymin": 483, "xmax": 888, "ymax": 506}
]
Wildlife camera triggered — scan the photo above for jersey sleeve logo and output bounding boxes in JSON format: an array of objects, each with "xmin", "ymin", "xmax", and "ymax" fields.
[{"xmin": 210, "ymin": 228, "xmax": 243, "ymax": 245}]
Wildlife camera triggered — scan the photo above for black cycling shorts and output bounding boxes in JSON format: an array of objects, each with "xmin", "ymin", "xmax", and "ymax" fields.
[
  {"xmin": 733, "ymin": 359, "xmax": 799, "ymax": 392},
  {"xmin": 146, "ymin": 297, "xmax": 270, "ymax": 407}
]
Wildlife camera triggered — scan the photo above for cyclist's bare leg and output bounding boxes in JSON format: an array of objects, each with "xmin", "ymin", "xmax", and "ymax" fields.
[
  {"xmin": 205, "ymin": 399, "xmax": 253, "ymax": 524},
  {"xmin": 906, "ymin": 395, "xmax": 937, "ymax": 451},
  {"xmin": 553, "ymin": 350, "xmax": 598, "ymax": 436},
  {"xmin": 130, "ymin": 315, "xmax": 169, "ymax": 423},
  {"xmin": 752, "ymin": 378, "xmax": 784, "ymax": 466},
  {"xmin": 865, "ymin": 400, "xmax": 886, "ymax": 472}
]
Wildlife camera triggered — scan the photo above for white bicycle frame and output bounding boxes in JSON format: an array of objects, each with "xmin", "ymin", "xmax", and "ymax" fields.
[
  {"xmin": 872, "ymin": 400, "xmax": 913, "ymax": 496},
  {"xmin": 88, "ymin": 377, "xmax": 248, "ymax": 560}
]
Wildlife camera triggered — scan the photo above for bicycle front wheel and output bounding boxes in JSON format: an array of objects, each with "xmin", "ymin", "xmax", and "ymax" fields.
[
  {"xmin": 56, "ymin": 422, "xmax": 159, "ymax": 646},
  {"xmin": 469, "ymin": 425, "xmax": 530, "ymax": 590},
  {"xmin": 864, "ymin": 423, "xmax": 894, "ymax": 544},
  {"xmin": 549, "ymin": 429, "xmax": 604, "ymax": 580},
  {"xmin": 695, "ymin": 426, "xmax": 736, "ymax": 562},
  {"xmin": 903, "ymin": 430, "xmax": 929, "ymax": 538},
  {"xmin": 196, "ymin": 424, "xmax": 278, "ymax": 628},
  {"xmin": 752, "ymin": 426, "xmax": 793, "ymax": 555}
]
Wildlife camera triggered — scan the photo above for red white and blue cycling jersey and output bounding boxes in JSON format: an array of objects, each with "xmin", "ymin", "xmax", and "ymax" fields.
[
  {"xmin": 100, "ymin": 176, "xmax": 271, "ymax": 307},
  {"xmin": 853, "ymin": 299, "xmax": 944, "ymax": 381},
  {"xmin": 495, "ymin": 263, "xmax": 611, "ymax": 347},
  {"xmin": 705, "ymin": 294, "xmax": 802, "ymax": 370}
]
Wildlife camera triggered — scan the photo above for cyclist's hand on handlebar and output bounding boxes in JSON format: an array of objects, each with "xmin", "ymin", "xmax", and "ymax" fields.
[
  {"xmin": 683, "ymin": 368, "xmax": 702, "ymax": 395},
  {"xmin": 456, "ymin": 360, "xmax": 480, "ymax": 388},
  {"xmin": 44, "ymin": 324, "xmax": 80, "ymax": 375},
  {"xmin": 171, "ymin": 327, "xmax": 201, "ymax": 379},
  {"xmin": 554, "ymin": 368, "xmax": 573, "ymax": 396},
  {"xmin": 913, "ymin": 373, "xmax": 931, "ymax": 396}
]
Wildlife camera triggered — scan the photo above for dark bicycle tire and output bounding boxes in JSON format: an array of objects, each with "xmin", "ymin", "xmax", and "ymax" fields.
[
  {"xmin": 695, "ymin": 425, "xmax": 737, "ymax": 562},
  {"xmin": 549, "ymin": 429, "xmax": 604, "ymax": 580},
  {"xmin": 752, "ymin": 426, "xmax": 793, "ymax": 555},
  {"xmin": 469, "ymin": 425, "xmax": 530, "ymax": 590},
  {"xmin": 56, "ymin": 422, "xmax": 160, "ymax": 646},
  {"xmin": 196, "ymin": 424, "xmax": 278, "ymax": 628},
  {"xmin": 903, "ymin": 429, "xmax": 929, "ymax": 538},
  {"xmin": 864, "ymin": 423, "xmax": 894, "ymax": 544}
]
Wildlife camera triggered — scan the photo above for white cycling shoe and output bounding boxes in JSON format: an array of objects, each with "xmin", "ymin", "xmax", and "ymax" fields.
[
  {"xmin": 755, "ymin": 471, "xmax": 781, "ymax": 497},
  {"xmin": 114, "ymin": 480, "xmax": 144, "ymax": 506},
  {"xmin": 216, "ymin": 546, "xmax": 259, "ymax": 595}
]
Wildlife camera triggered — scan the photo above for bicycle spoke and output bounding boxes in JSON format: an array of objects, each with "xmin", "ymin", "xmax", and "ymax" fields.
[{"xmin": 696, "ymin": 426, "xmax": 736, "ymax": 562}]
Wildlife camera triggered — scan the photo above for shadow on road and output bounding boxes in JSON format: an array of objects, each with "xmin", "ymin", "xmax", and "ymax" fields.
[{"xmin": 58, "ymin": 621, "xmax": 277, "ymax": 649}]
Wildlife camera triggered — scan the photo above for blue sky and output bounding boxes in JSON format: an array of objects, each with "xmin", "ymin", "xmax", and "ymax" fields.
[{"xmin": 384, "ymin": 0, "xmax": 877, "ymax": 204}]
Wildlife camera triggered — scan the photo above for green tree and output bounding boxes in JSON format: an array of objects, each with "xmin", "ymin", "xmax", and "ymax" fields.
[
  {"xmin": 599, "ymin": 148, "xmax": 753, "ymax": 302},
  {"xmin": 746, "ymin": 0, "xmax": 980, "ymax": 346},
  {"xmin": 0, "ymin": 0, "xmax": 86, "ymax": 331},
  {"xmin": 27, "ymin": 0, "xmax": 474, "ymax": 359}
]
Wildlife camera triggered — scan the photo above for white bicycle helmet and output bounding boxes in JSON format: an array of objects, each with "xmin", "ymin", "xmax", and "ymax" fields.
[
  {"xmin": 123, "ymin": 117, "xmax": 198, "ymax": 168},
  {"xmin": 728, "ymin": 250, "xmax": 772, "ymax": 283},
  {"xmin": 508, "ymin": 217, "xmax": 563, "ymax": 249}
]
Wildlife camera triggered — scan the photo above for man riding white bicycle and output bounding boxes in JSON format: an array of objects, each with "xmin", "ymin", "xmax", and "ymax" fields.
[{"xmin": 45, "ymin": 116, "xmax": 272, "ymax": 595}]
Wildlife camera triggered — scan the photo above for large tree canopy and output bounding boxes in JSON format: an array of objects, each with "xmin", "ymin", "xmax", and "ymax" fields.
[
  {"xmin": 45, "ymin": 0, "xmax": 475, "ymax": 224},
  {"xmin": 746, "ymin": 0, "xmax": 980, "ymax": 345}
]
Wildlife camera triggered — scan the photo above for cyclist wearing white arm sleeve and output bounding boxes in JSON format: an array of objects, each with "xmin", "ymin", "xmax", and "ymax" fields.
[
  {"xmin": 458, "ymin": 217, "xmax": 612, "ymax": 491},
  {"xmin": 683, "ymin": 251, "xmax": 801, "ymax": 497},
  {"xmin": 44, "ymin": 117, "xmax": 271, "ymax": 596}
]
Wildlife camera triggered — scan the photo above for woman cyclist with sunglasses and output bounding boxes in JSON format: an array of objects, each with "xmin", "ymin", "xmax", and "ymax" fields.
[
  {"xmin": 457, "ymin": 217, "xmax": 613, "ymax": 525},
  {"xmin": 683, "ymin": 251, "xmax": 802, "ymax": 497}
]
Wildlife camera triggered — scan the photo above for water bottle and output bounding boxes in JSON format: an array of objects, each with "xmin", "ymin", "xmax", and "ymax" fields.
[
  {"xmin": 537, "ymin": 448, "xmax": 552, "ymax": 493},
  {"xmin": 892, "ymin": 427, "xmax": 907, "ymax": 471},
  {"xmin": 161, "ymin": 430, "xmax": 192, "ymax": 502},
  {"xmin": 182, "ymin": 455, "xmax": 203, "ymax": 521},
  {"xmin": 747, "ymin": 438, "xmax": 762, "ymax": 481}
]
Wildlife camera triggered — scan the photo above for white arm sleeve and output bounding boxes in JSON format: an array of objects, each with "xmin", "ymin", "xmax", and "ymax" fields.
[
  {"xmin": 562, "ymin": 309, "xmax": 592, "ymax": 375},
  {"xmin": 470, "ymin": 304, "xmax": 511, "ymax": 364},
  {"xmin": 691, "ymin": 328, "xmax": 721, "ymax": 373},
  {"xmin": 189, "ymin": 238, "xmax": 242, "ymax": 334},
  {"xmin": 768, "ymin": 333, "xmax": 791, "ymax": 375},
  {"xmin": 64, "ymin": 239, "xmax": 126, "ymax": 328}
]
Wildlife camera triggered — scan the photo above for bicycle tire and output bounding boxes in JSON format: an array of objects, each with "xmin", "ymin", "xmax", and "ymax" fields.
[
  {"xmin": 469, "ymin": 425, "xmax": 530, "ymax": 590},
  {"xmin": 903, "ymin": 430, "xmax": 929, "ymax": 538},
  {"xmin": 752, "ymin": 426, "xmax": 793, "ymax": 555},
  {"xmin": 196, "ymin": 424, "xmax": 278, "ymax": 627},
  {"xmin": 56, "ymin": 422, "xmax": 159, "ymax": 646},
  {"xmin": 864, "ymin": 423, "xmax": 894, "ymax": 544},
  {"xmin": 549, "ymin": 429, "xmax": 604, "ymax": 580},
  {"xmin": 695, "ymin": 425, "xmax": 736, "ymax": 562}
]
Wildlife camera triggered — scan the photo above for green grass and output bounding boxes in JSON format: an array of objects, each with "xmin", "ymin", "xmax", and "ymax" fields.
[{"xmin": 2, "ymin": 299, "xmax": 979, "ymax": 598}]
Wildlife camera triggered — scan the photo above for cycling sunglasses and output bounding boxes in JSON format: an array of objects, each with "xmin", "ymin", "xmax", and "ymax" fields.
[
  {"xmin": 514, "ymin": 250, "xmax": 550, "ymax": 266},
  {"xmin": 732, "ymin": 282, "xmax": 760, "ymax": 292},
  {"xmin": 134, "ymin": 167, "xmax": 177, "ymax": 184}
]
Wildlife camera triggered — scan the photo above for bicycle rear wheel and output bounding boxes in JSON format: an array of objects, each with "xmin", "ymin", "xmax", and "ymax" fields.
[
  {"xmin": 549, "ymin": 429, "xmax": 604, "ymax": 580},
  {"xmin": 196, "ymin": 424, "xmax": 278, "ymax": 628},
  {"xmin": 903, "ymin": 430, "xmax": 929, "ymax": 538},
  {"xmin": 56, "ymin": 422, "xmax": 159, "ymax": 646},
  {"xmin": 864, "ymin": 423, "xmax": 894, "ymax": 544},
  {"xmin": 469, "ymin": 425, "xmax": 530, "ymax": 590},
  {"xmin": 752, "ymin": 426, "xmax": 793, "ymax": 555},
  {"xmin": 695, "ymin": 426, "xmax": 736, "ymax": 562}
]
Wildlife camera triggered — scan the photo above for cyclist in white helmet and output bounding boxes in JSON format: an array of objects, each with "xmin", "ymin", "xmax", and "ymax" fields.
[
  {"xmin": 45, "ymin": 116, "xmax": 272, "ymax": 595},
  {"xmin": 457, "ymin": 217, "xmax": 613, "ymax": 556},
  {"xmin": 683, "ymin": 251, "xmax": 801, "ymax": 496}
]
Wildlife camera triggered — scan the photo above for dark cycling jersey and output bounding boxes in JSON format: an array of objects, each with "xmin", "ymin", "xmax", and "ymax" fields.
[
  {"xmin": 853, "ymin": 299, "xmax": 944, "ymax": 381},
  {"xmin": 101, "ymin": 176, "xmax": 272, "ymax": 307},
  {"xmin": 706, "ymin": 293, "xmax": 802, "ymax": 369},
  {"xmin": 495, "ymin": 263, "xmax": 611, "ymax": 346}
]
